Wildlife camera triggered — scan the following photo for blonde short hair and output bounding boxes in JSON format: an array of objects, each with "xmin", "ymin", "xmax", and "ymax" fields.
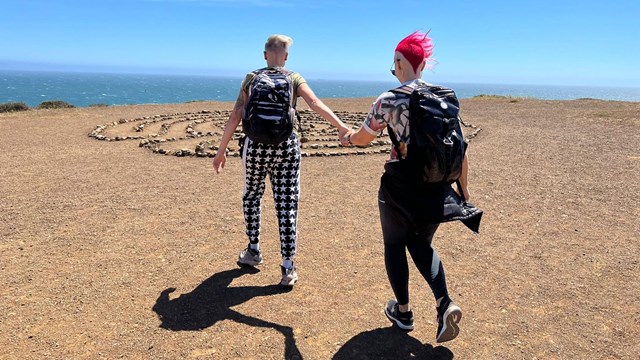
[{"xmin": 265, "ymin": 34, "xmax": 293, "ymax": 53}]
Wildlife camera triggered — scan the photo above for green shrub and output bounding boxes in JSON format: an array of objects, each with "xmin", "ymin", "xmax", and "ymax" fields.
[
  {"xmin": 88, "ymin": 103, "xmax": 109, "ymax": 107},
  {"xmin": 0, "ymin": 102, "xmax": 30, "ymax": 113},
  {"xmin": 36, "ymin": 100, "xmax": 76, "ymax": 109}
]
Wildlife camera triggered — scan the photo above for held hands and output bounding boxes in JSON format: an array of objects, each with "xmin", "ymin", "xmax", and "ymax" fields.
[
  {"xmin": 338, "ymin": 127, "xmax": 354, "ymax": 147},
  {"xmin": 212, "ymin": 150, "xmax": 226, "ymax": 174}
]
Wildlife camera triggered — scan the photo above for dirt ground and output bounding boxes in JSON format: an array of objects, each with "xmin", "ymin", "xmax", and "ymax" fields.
[{"xmin": 1, "ymin": 97, "xmax": 638, "ymax": 359}]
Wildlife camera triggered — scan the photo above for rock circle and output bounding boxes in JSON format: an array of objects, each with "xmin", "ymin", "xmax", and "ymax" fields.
[{"xmin": 89, "ymin": 109, "xmax": 481, "ymax": 158}]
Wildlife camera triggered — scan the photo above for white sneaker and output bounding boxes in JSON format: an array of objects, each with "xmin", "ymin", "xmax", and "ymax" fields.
[
  {"xmin": 280, "ymin": 265, "xmax": 298, "ymax": 286},
  {"xmin": 237, "ymin": 247, "xmax": 263, "ymax": 267}
]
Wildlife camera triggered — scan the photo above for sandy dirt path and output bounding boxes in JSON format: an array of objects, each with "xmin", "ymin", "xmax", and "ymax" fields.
[{"xmin": 1, "ymin": 98, "xmax": 638, "ymax": 359}]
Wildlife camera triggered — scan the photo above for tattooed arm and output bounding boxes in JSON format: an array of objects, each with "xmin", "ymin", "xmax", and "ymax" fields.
[{"xmin": 345, "ymin": 93, "xmax": 394, "ymax": 147}]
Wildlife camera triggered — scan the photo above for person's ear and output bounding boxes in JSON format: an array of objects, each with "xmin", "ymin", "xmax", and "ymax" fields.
[
  {"xmin": 264, "ymin": 51, "xmax": 267, "ymax": 60},
  {"xmin": 284, "ymin": 52, "xmax": 288, "ymax": 61},
  {"xmin": 419, "ymin": 59, "xmax": 426, "ymax": 72}
]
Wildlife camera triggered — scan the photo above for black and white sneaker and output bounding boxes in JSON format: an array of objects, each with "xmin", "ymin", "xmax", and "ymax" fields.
[
  {"xmin": 237, "ymin": 246, "xmax": 263, "ymax": 267},
  {"xmin": 436, "ymin": 298, "xmax": 462, "ymax": 343},
  {"xmin": 384, "ymin": 299, "xmax": 414, "ymax": 331},
  {"xmin": 280, "ymin": 265, "xmax": 298, "ymax": 286}
]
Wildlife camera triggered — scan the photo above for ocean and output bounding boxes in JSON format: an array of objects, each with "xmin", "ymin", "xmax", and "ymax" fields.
[{"xmin": 1, "ymin": 70, "xmax": 639, "ymax": 108}]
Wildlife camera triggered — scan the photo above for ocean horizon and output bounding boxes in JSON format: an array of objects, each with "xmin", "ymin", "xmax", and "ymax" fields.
[{"xmin": 2, "ymin": 70, "xmax": 639, "ymax": 108}]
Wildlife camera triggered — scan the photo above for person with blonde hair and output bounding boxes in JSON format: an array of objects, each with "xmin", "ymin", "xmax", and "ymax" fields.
[
  {"xmin": 213, "ymin": 34, "xmax": 350, "ymax": 287},
  {"xmin": 343, "ymin": 30, "xmax": 482, "ymax": 342},
  {"xmin": 264, "ymin": 34, "xmax": 292, "ymax": 52}
]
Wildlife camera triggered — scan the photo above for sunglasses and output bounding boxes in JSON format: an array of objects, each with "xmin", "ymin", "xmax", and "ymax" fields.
[{"xmin": 390, "ymin": 59, "xmax": 399, "ymax": 76}]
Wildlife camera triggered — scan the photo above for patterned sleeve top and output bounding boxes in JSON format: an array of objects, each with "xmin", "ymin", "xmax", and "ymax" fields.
[{"xmin": 363, "ymin": 79, "xmax": 430, "ymax": 162}]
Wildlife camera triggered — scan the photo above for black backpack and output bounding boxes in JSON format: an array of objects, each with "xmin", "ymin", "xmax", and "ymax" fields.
[
  {"xmin": 242, "ymin": 68, "xmax": 295, "ymax": 145},
  {"xmin": 388, "ymin": 84, "xmax": 467, "ymax": 185}
]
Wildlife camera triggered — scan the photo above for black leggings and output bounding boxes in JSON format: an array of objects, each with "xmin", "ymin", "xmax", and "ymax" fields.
[{"xmin": 378, "ymin": 188, "xmax": 449, "ymax": 306}]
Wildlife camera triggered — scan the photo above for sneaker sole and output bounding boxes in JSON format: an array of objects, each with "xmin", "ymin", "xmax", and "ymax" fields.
[
  {"xmin": 385, "ymin": 307, "xmax": 414, "ymax": 331},
  {"xmin": 237, "ymin": 259, "xmax": 263, "ymax": 267},
  {"xmin": 436, "ymin": 305, "xmax": 462, "ymax": 343}
]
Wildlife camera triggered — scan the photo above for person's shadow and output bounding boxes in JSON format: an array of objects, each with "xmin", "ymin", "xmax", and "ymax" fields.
[
  {"xmin": 333, "ymin": 326, "xmax": 454, "ymax": 360},
  {"xmin": 152, "ymin": 267, "xmax": 302, "ymax": 359}
]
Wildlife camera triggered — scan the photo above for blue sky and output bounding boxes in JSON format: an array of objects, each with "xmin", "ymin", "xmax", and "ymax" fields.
[{"xmin": 0, "ymin": 0, "xmax": 638, "ymax": 86}]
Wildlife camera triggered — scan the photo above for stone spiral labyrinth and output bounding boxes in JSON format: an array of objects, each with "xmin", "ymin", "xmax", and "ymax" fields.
[{"xmin": 88, "ymin": 109, "xmax": 481, "ymax": 158}]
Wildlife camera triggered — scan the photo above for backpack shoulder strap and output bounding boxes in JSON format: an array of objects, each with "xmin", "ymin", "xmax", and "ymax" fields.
[
  {"xmin": 385, "ymin": 86, "xmax": 414, "ymax": 157},
  {"xmin": 386, "ymin": 123, "xmax": 400, "ymax": 155},
  {"xmin": 388, "ymin": 84, "xmax": 414, "ymax": 96},
  {"xmin": 246, "ymin": 69, "xmax": 267, "ymax": 94}
]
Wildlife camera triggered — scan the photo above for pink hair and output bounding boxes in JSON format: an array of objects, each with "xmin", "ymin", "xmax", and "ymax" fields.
[{"xmin": 395, "ymin": 30, "xmax": 434, "ymax": 73}]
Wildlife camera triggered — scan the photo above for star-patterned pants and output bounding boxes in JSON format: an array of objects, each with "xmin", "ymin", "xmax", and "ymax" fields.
[{"xmin": 241, "ymin": 134, "xmax": 301, "ymax": 261}]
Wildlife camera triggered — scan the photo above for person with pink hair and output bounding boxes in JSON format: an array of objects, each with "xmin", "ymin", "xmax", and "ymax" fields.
[{"xmin": 343, "ymin": 30, "xmax": 482, "ymax": 343}]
